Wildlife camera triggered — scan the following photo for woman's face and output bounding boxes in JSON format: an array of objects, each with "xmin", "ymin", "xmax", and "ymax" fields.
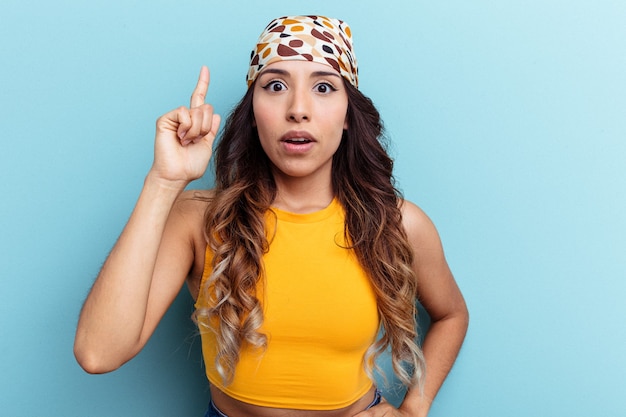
[{"xmin": 252, "ymin": 60, "xmax": 349, "ymax": 184}]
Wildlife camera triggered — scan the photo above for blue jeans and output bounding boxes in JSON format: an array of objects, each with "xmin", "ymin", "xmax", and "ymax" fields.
[{"xmin": 204, "ymin": 389, "xmax": 382, "ymax": 417}]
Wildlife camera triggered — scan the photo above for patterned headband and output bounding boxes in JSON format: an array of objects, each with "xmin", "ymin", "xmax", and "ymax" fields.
[{"xmin": 246, "ymin": 15, "xmax": 359, "ymax": 88}]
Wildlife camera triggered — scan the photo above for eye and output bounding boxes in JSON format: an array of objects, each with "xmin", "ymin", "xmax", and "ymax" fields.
[
  {"xmin": 262, "ymin": 80, "xmax": 286, "ymax": 92},
  {"xmin": 314, "ymin": 82, "xmax": 337, "ymax": 94}
]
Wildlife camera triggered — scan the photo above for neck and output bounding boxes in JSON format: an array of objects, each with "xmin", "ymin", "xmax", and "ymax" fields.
[{"xmin": 271, "ymin": 172, "xmax": 334, "ymax": 214}]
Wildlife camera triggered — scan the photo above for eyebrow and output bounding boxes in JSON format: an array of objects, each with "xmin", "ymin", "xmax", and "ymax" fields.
[{"xmin": 259, "ymin": 68, "xmax": 342, "ymax": 79}]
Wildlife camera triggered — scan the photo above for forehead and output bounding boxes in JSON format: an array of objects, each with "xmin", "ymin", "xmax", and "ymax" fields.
[{"xmin": 257, "ymin": 60, "xmax": 342, "ymax": 79}]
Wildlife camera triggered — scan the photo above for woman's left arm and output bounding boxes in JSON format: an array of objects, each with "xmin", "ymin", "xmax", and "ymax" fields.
[
  {"xmin": 398, "ymin": 199, "xmax": 469, "ymax": 417},
  {"xmin": 357, "ymin": 200, "xmax": 469, "ymax": 417}
]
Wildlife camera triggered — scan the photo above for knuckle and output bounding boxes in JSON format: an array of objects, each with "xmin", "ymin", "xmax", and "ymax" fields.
[{"xmin": 190, "ymin": 107, "xmax": 203, "ymax": 120}]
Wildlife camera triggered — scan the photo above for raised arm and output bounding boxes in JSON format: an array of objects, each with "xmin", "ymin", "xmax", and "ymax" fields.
[{"xmin": 74, "ymin": 67, "xmax": 221, "ymax": 373}]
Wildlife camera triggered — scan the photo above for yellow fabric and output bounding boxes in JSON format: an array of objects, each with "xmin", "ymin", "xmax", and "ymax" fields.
[{"xmin": 195, "ymin": 199, "xmax": 379, "ymax": 409}]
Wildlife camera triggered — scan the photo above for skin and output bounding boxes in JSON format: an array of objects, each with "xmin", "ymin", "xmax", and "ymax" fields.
[
  {"xmin": 74, "ymin": 62, "xmax": 468, "ymax": 417},
  {"xmin": 252, "ymin": 62, "xmax": 349, "ymax": 212}
]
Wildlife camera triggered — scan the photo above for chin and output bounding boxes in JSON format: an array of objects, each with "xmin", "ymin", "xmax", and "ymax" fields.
[{"xmin": 272, "ymin": 164, "xmax": 329, "ymax": 180}]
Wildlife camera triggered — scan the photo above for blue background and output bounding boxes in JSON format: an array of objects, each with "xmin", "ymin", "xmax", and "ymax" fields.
[{"xmin": 1, "ymin": 1, "xmax": 625, "ymax": 416}]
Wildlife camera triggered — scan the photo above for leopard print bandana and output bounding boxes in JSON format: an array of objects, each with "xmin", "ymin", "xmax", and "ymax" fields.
[{"xmin": 246, "ymin": 15, "xmax": 358, "ymax": 88}]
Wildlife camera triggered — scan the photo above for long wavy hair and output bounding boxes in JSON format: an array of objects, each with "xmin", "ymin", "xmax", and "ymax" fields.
[{"xmin": 194, "ymin": 79, "xmax": 425, "ymax": 389}]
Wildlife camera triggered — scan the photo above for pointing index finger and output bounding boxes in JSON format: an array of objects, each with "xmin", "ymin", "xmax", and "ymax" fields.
[{"xmin": 190, "ymin": 66, "xmax": 210, "ymax": 108}]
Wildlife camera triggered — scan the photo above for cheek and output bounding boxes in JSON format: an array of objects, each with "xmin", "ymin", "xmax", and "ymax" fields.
[
  {"xmin": 321, "ymin": 99, "xmax": 349, "ymax": 131},
  {"xmin": 255, "ymin": 117, "xmax": 271, "ymax": 139},
  {"xmin": 252, "ymin": 97, "xmax": 275, "ymax": 129},
  {"xmin": 252, "ymin": 107, "xmax": 273, "ymax": 152}
]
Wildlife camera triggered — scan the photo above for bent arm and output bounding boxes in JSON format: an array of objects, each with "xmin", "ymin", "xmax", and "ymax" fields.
[
  {"xmin": 73, "ymin": 179, "xmax": 196, "ymax": 373},
  {"xmin": 399, "ymin": 201, "xmax": 469, "ymax": 417},
  {"xmin": 74, "ymin": 67, "xmax": 220, "ymax": 373}
]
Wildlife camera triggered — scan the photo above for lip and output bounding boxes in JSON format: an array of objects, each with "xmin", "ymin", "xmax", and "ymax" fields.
[
  {"xmin": 279, "ymin": 130, "xmax": 316, "ymax": 153},
  {"xmin": 280, "ymin": 130, "xmax": 316, "ymax": 143}
]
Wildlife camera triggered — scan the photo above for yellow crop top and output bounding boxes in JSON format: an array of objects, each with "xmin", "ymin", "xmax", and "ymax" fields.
[{"xmin": 195, "ymin": 199, "xmax": 380, "ymax": 410}]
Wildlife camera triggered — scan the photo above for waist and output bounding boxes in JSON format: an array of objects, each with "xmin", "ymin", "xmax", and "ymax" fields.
[{"xmin": 208, "ymin": 385, "xmax": 381, "ymax": 417}]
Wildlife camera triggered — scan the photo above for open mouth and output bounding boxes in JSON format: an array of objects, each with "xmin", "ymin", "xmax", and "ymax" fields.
[{"xmin": 284, "ymin": 138, "xmax": 313, "ymax": 144}]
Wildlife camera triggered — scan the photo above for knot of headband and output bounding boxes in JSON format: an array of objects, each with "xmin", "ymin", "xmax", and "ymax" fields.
[{"xmin": 246, "ymin": 15, "xmax": 359, "ymax": 88}]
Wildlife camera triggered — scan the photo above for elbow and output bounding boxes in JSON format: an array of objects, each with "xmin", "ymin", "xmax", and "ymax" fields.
[
  {"xmin": 434, "ymin": 299, "xmax": 470, "ymax": 335},
  {"xmin": 73, "ymin": 325, "xmax": 144, "ymax": 374},
  {"xmin": 457, "ymin": 299, "xmax": 470, "ymax": 333},
  {"xmin": 459, "ymin": 302, "xmax": 470, "ymax": 340},
  {"xmin": 73, "ymin": 340, "xmax": 127, "ymax": 374},
  {"xmin": 76, "ymin": 361, "xmax": 111, "ymax": 375},
  {"xmin": 74, "ymin": 347, "xmax": 116, "ymax": 374}
]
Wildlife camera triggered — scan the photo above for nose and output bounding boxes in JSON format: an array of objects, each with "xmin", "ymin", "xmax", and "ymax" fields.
[{"xmin": 287, "ymin": 87, "xmax": 310, "ymax": 122}]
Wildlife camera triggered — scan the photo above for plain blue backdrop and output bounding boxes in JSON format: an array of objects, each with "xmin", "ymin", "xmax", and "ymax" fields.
[{"xmin": 1, "ymin": 1, "xmax": 625, "ymax": 416}]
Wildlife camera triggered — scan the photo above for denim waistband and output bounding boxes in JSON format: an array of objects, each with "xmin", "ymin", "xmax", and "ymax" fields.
[
  {"xmin": 207, "ymin": 400, "xmax": 228, "ymax": 417},
  {"xmin": 206, "ymin": 389, "xmax": 382, "ymax": 417},
  {"xmin": 365, "ymin": 388, "xmax": 382, "ymax": 409}
]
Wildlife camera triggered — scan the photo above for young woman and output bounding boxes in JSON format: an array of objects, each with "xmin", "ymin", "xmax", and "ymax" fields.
[{"xmin": 74, "ymin": 15, "xmax": 468, "ymax": 417}]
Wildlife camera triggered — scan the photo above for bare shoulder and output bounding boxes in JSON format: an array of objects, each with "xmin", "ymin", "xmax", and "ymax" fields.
[
  {"xmin": 400, "ymin": 200, "xmax": 467, "ymax": 323},
  {"xmin": 399, "ymin": 199, "xmax": 443, "ymax": 251}
]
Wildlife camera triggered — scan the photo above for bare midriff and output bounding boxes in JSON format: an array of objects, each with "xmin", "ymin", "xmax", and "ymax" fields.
[{"xmin": 209, "ymin": 385, "xmax": 378, "ymax": 417}]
